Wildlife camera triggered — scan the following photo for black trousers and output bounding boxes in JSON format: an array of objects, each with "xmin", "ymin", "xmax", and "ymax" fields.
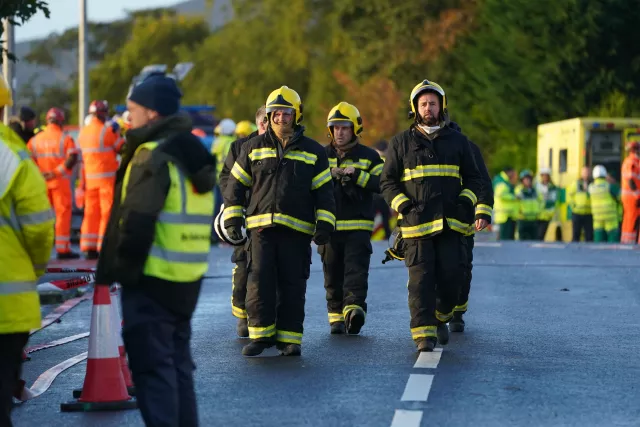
[
  {"xmin": 404, "ymin": 230, "xmax": 468, "ymax": 342},
  {"xmin": 0, "ymin": 333, "xmax": 28, "ymax": 427},
  {"xmin": 246, "ymin": 227, "xmax": 312, "ymax": 345},
  {"xmin": 455, "ymin": 235, "xmax": 475, "ymax": 314},
  {"xmin": 319, "ymin": 230, "xmax": 372, "ymax": 323},
  {"xmin": 537, "ymin": 220, "xmax": 550, "ymax": 241},
  {"xmin": 231, "ymin": 245, "xmax": 248, "ymax": 319},
  {"xmin": 572, "ymin": 214, "xmax": 594, "ymax": 242},
  {"xmin": 122, "ymin": 288, "xmax": 198, "ymax": 427},
  {"xmin": 498, "ymin": 219, "xmax": 516, "ymax": 240}
]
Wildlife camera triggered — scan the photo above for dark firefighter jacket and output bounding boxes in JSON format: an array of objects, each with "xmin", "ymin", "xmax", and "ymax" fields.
[
  {"xmin": 223, "ymin": 125, "xmax": 336, "ymax": 236},
  {"xmin": 325, "ymin": 142, "xmax": 384, "ymax": 232},
  {"xmin": 96, "ymin": 113, "xmax": 216, "ymax": 316},
  {"xmin": 380, "ymin": 123, "xmax": 483, "ymax": 239}
]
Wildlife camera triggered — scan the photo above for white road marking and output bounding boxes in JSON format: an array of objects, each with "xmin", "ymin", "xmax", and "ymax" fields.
[
  {"xmin": 413, "ymin": 348, "xmax": 443, "ymax": 369},
  {"xmin": 588, "ymin": 244, "xmax": 635, "ymax": 250},
  {"xmin": 475, "ymin": 242, "xmax": 502, "ymax": 247},
  {"xmin": 401, "ymin": 373, "xmax": 434, "ymax": 401},
  {"xmin": 390, "ymin": 409, "xmax": 423, "ymax": 427},
  {"xmin": 530, "ymin": 243, "xmax": 567, "ymax": 248}
]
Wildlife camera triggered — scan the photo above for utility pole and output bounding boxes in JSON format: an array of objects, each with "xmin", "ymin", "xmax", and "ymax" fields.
[
  {"xmin": 2, "ymin": 19, "xmax": 15, "ymax": 124},
  {"xmin": 78, "ymin": 0, "xmax": 88, "ymax": 127}
]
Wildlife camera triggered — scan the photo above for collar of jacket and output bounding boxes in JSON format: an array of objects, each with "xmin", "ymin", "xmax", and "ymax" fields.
[
  {"xmin": 331, "ymin": 138, "xmax": 360, "ymax": 158},
  {"xmin": 409, "ymin": 123, "xmax": 451, "ymax": 150},
  {"xmin": 266, "ymin": 124, "xmax": 305, "ymax": 147},
  {"xmin": 121, "ymin": 113, "xmax": 192, "ymax": 161}
]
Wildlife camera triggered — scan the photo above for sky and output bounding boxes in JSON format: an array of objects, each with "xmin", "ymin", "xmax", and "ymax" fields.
[{"xmin": 16, "ymin": 0, "xmax": 179, "ymax": 42}]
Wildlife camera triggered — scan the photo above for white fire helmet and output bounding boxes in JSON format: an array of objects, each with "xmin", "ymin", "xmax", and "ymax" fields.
[{"xmin": 214, "ymin": 204, "xmax": 247, "ymax": 246}]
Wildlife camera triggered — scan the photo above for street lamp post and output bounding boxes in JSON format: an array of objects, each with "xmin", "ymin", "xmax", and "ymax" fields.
[
  {"xmin": 78, "ymin": 0, "xmax": 88, "ymax": 127},
  {"xmin": 2, "ymin": 18, "xmax": 15, "ymax": 124}
]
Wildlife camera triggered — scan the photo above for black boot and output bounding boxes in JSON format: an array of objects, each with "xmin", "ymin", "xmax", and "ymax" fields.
[
  {"xmin": 345, "ymin": 308, "xmax": 366, "ymax": 335},
  {"xmin": 84, "ymin": 250, "xmax": 99, "ymax": 260},
  {"xmin": 437, "ymin": 322, "xmax": 449, "ymax": 345},
  {"xmin": 416, "ymin": 338, "xmax": 437, "ymax": 352},
  {"xmin": 277, "ymin": 343, "xmax": 301, "ymax": 356},
  {"xmin": 56, "ymin": 251, "xmax": 80, "ymax": 260},
  {"xmin": 330, "ymin": 322, "xmax": 345, "ymax": 335},
  {"xmin": 242, "ymin": 341, "xmax": 274, "ymax": 356},
  {"xmin": 449, "ymin": 312, "xmax": 465, "ymax": 333},
  {"xmin": 236, "ymin": 318, "xmax": 249, "ymax": 338}
]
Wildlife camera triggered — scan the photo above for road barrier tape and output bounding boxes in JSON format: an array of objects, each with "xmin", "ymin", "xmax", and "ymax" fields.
[
  {"xmin": 45, "ymin": 267, "xmax": 96, "ymax": 274},
  {"xmin": 37, "ymin": 274, "xmax": 95, "ymax": 293}
]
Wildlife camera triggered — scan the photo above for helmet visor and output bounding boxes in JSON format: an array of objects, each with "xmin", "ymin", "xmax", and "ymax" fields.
[{"xmin": 327, "ymin": 120, "xmax": 353, "ymax": 128}]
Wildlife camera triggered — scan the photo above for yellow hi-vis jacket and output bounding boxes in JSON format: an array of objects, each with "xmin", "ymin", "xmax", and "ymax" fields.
[
  {"xmin": 0, "ymin": 123, "xmax": 55, "ymax": 334},
  {"xmin": 121, "ymin": 141, "xmax": 215, "ymax": 282}
]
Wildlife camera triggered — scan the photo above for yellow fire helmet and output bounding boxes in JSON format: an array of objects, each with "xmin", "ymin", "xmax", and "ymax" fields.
[
  {"xmin": 265, "ymin": 86, "xmax": 303, "ymax": 125},
  {"xmin": 0, "ymin": 74, "xmax": 13, "ymax": 108},
  {"xmin": 235, "ymin": 120, "xmax": 254, "ymax": 138},
  {"xmin": 326, "ymin": 101, "xmax": 363, "ymax": 139},
  {"xmin": 408, "ymin": 79, "xmax": 447, "ymax": 120}
]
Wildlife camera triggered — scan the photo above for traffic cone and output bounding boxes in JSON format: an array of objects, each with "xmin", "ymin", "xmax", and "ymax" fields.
[
  {"xmin": 61, "ymin": 285, "xmax": 137, "ymax": 412},
  {"xmin": 71, "ymin": 285, "xmax": 135, "ymax": 398}
]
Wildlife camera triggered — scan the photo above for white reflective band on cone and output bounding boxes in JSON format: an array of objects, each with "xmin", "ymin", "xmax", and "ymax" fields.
[
  {"xmin": 87, "ymin": 305, "xmax": 120, "ymax": 359},
  {"xmin": 110, "ymin": 292, "xmax": 125, "ymax": 348}
]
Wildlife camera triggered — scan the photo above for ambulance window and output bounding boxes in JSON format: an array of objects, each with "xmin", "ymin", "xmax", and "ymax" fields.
[
  {"xmin": 559, "ymin": 149, "xmax": 568, "ymax": 173},
  {"xmin": 548, "ymin": 148, "xmax": 553, "ymax": 171}
]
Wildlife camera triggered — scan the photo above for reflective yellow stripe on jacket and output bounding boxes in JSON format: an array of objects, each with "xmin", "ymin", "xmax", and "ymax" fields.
[{"xmin": 122, "ymin": 141, "xmax": 214, "ymax": 283}]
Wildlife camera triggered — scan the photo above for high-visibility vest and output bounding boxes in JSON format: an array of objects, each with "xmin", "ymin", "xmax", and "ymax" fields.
[
  {"xmin": 588, "ymin": 178, "xmax": 618, "ymax": 224},
  {"xmin": 77, "ymin": 117, "xmax": 123, "ymax": 186},
  {"xmin": 0, "ymin": 123, "xmax": 55, "ymax": 333},
  {"xmin": 493, "ymin": 172, "xmax": 518, "ymax": 224},
  {"xmin": 516, "ymin": 186, "xmax": 542, "ymax": 221},
  {"xmin": 567, "ymin": 180, "xmax": 591, "ymax": 215},
  {"xmin": 121, "ymin": 141, "xmax": 214, "ymax": 283}
]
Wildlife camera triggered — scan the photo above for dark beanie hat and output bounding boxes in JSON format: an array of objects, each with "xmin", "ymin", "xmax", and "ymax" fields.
[
  {"xmin": 19, "ymin": 106, "xmax": 36, "ymax": 122},
  {"xmin": 128, "ymin": 75, "xmax": 183, "ymax": 117}
]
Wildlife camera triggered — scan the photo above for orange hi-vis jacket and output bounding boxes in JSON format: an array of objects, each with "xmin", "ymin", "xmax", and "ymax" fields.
[
  {"xmin": 621, "ymin": 153, "xmax": 640, "ymax": 199},
  {"xmin": 27, "ymin": 124, "xmax": 77, "ymax": 188},
  {"xmin": 77, "ymin": 118, "xmax": 123, "ymax": 188}
]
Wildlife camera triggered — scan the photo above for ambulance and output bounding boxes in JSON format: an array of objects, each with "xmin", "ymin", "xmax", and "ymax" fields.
[{"xmin": 536, "ymin": 117, "xmax": 640, "ymax": 241}]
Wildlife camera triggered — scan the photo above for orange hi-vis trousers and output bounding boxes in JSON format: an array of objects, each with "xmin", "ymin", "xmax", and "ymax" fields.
[
  {"xmin": 621, "ymin": 192, "xmax": 640, "ymax": 244},
  {"xmin": 79, "ymin": 178, "xmax": 115, "ymax": 252},
  {"xmin": 47, "ymin": 182, "xmax": 73, "ymax": 254}
]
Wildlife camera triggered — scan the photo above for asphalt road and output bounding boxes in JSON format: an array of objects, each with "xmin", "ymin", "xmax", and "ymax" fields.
[{"xmin": 12, "ymin": 239, "xmax": 640, "ymax": 427}]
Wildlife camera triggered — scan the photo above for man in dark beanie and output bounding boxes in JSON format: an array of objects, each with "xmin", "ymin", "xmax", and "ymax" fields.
[
  {"xmin": 8, "ymin": 106, "xmax": 37, "ymax": 143},
  {"xmin": 96, "ymin": 73, "xmax": 216, "ymax": 427}
]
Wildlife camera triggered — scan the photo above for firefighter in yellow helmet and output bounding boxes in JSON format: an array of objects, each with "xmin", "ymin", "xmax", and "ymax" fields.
[
  {"xmin": 222, "ymin": 86, "xmax": 336, "ymax": 356},
  {"xmin": 380, "ymin": 79, "xmax": 484, "ymax": 352},
  {"xmin": 318, "ymin": 102, "xmax": 383, "ymax": 335},
  {"xmin": 0, "ymin": 73, "xmax": 55, "ymax": 425}
]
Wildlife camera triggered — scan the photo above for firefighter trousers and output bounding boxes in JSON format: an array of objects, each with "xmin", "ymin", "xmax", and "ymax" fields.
[
  {"xmin": 231, "ymin": 245, "xmax": 248, "ymax": 319},
  {"xmin": 47, "ymin": 184, "xmax": 73, "ymax": 254},
  {"xmin": 572, "ymin": 214, "xmax": 594, "ymax": 242},
  {"xmin": 404, "ymin": 230, "xmax": 468, "ymax": 343},
  {"xmin": 454, "ymin": 235, "xmax": 474, "ymax": 314},
  {"xmin": 319, "ymin": 230, "xmax": 372, "ymax": 324},
  {"xmin": 245, "ymin": 227, "xmax": 312, "ymax": 345},
  {"xmin": 80, "ymin": 181, "xmax": 115, "ymax": 252}
]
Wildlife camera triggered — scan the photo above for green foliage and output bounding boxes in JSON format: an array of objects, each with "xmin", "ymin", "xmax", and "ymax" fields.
[{"xmin": 1, "ymin": 0, "xmax": 50, "ymax": 63}]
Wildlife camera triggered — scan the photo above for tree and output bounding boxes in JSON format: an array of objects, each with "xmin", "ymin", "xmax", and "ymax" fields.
[{"xmin": 1, "ymin": 0, "xmax": 50, "ymax": 63}]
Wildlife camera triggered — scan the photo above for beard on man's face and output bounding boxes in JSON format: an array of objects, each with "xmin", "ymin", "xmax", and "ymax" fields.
[{"xmin": 423, "ymin": 113, "xmax": 438, "ymax": 126}]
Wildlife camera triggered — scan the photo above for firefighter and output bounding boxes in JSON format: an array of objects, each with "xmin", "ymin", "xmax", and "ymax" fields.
[
  {"xmin": 234, "ymin": 120, "xmax": 255, "ymax": 139},
  {"xmin": 536, "ymin": 167, "xmax": 558, "ymax": 240},
  {"xmin": 448, "ymin": 121, "xmax": 493, "ymax": 333},
  {"xmin": 223, "ymin": 86, "xmax": 336, "ymax": 356},
  {"xmin": 379, "ymin": 79, "xmax": 484, "ymax": 352},
  {"xmin": 493, "ymin": 167, "xmax": 518, "ymax": 240},
  {"xmin": 218, "ymin": 105, "xmax": 267, "ymax": 337},
  {"xmin": 96, "ymin": 73, "xmax": 216, "ymax": 426},
  {"xmin": 589, "ymin": 165, "xmax": 621, "ymax": 243},
  {"xmin": 620, "ymin": 141, "xmax": 640, "ymax": 243},
  {"xmin": 567, "ymin": 166, "xmax": 593, "ymax": 242},
  {"xmin": 0, "ymin": 75, "xmax": 55, "ymax": 427},
  {"xmin": 27, "ymin": 108, "xmax": 80, "ymax": 259},
  {"xmin": 77, "ymin": 100, "xmax": 124, "ymax": 259},
  {"xmin": 320, "ymin": 102, "xmax": 383, "ymax": 335},
  {"xmin": 515, "ymin": 169, "xmax": 542, "ymax": 240}
]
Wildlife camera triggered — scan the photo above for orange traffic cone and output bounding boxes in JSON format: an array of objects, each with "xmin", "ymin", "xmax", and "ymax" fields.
[
  {"xmin": 110, "ymin": 285, "xmax": 135, "ymax": 396},
  {"xmin": 61, "ymin": 285, "xmax": 137, "ymax": 411}
]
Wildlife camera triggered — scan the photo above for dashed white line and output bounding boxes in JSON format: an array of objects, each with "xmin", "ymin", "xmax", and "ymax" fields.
[
  {"xmin": 475, "ymin": 242, "xmax": 502, "ymax": 247},
  {"xmin": 390, "ymin": 409, "xmax": 423, "ymax": 427},
  {"xmin": 413, "ymin": 348, "xmax": 442, "ymax": 369},
  {"xmin": 401, "ymin": 373, "xmax": 434, "ymax": 402}
]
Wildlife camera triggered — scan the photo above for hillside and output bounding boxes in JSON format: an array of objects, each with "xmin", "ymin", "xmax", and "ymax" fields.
[{"xmin": 11, "ymin": 0, "xmax": 232, "ymax": 104}]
